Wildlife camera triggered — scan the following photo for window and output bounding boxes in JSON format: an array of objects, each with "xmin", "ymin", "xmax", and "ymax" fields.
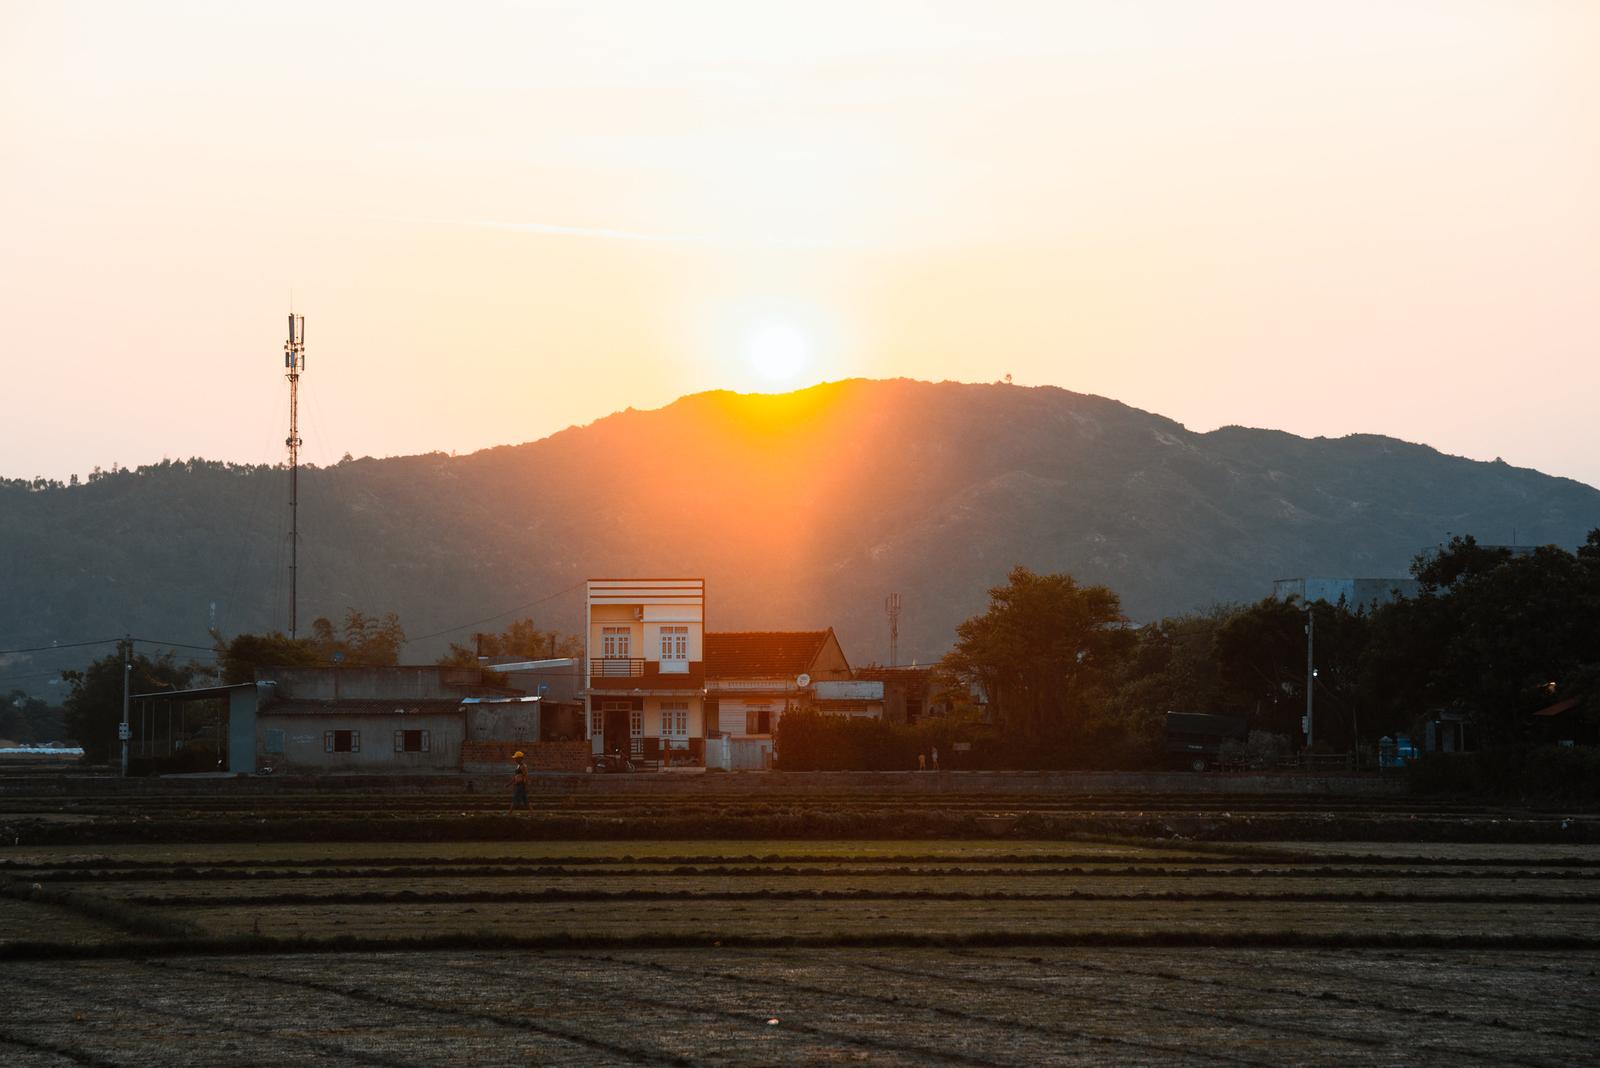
[
  {"xmin": 323, "ymin": 730, "xmax": 359, "ymax": 753},
  {"xmin": 659, "ymin": 625, "xmax": 688, "ymax": 673},
  {"xmin": 745, "ymin": 708, "xmax": 771, "ymax": 735},
  {"xmin": 264, "ymin": 729, "xmax": 285, "ymax": 754},
  {"xmin": 393, "ymin": 729, "xmax": 430, "ymax": 753},
  {"xmin": 601, "ymin": 626, "xmax": 631, "ymax": 659},
  {"xmin": 660, "ymin": 701, "xmax": 689, "ymax": 747},
  {"xmin": 589, "ymin": 710, "xmax": 604, "ymax": 736},
  {"xmin": 630, "ymin": 709, "xmax": 644, "ymax": 755}
]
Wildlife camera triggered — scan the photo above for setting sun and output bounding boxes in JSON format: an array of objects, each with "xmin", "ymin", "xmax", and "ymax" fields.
[{"xmin": 745, "ymin": 322, "xmax": 812, "ymax": 385}]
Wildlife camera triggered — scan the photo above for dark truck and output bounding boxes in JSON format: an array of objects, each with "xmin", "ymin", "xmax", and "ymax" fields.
[{"xmin": 1164, "ymin": 712, "xmax": 1249, "ymax": 772}]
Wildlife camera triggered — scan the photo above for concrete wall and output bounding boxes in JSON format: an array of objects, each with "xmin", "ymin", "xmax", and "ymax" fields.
[
  {"xmin": 259, "ymin": 666, "xmax": 484, "ymax": 702},
  {"xmin": 258, "ymin": 711, "xmax": 465, "ymax": 773},
  {"xmin": 468, "ymin": 703, "xmax": 539, "ymax": 742}
]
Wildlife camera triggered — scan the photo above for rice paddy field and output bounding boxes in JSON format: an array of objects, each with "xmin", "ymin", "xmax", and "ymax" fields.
[{"xmin": 2, "ymin": 778, "xmax": 1599, "ymax": 1064}]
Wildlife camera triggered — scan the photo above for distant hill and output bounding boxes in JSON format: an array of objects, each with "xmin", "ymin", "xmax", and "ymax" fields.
[{"xmin": 3, "ymin": 379, "xmax": 1597, "ymax": 688}]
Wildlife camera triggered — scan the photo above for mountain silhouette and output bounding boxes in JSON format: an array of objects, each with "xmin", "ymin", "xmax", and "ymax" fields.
[{"xmin": 4, "ymin": 379, "xmax": 1597, "ymax": 685}]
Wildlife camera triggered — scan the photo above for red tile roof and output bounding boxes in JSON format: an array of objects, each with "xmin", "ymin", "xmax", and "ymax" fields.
[{"xmin": 706, "ymin": 631, "xmax": 829, "ymax": 679}]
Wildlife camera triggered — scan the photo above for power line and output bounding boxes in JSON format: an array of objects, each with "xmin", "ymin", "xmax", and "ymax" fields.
[
  {"xmin": 0, "ymin": 636, "xmax": 220, "ymax": 657},
  {"xmin": 0, "ymin": 638, "xmax": 121, "ymax": 655},
  {"xmin": 403, "ymin": 580, "xmax": 589, "ymax": 647}
]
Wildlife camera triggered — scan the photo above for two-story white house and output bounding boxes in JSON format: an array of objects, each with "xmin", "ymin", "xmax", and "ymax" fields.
[{"xmin": 585, "ymin": 578, "xmax": 707, "ymax": 763}]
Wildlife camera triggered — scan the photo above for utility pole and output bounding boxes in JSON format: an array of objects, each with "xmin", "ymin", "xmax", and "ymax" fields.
[
  {"xmin": 120, "ymin": 634, "xmax": 131, "ymax": 777},
  {"xmin": 885, "ymin": 593, "xmax": 902, "ymax": 668},
  {"xmin": 1303, "ymin": 606, "xmax": 1315, "ymax": 749},
  {"xmin": 283, "ymin": 313, "xmax": 307, "ymax": 638}
]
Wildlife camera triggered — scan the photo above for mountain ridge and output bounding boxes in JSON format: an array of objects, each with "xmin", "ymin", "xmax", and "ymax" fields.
[{"xmin": 3, "ymin": 378, "xmax": 1596, "ymax": 692}]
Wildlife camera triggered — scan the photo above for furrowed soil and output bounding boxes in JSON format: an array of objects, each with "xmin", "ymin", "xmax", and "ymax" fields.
[{"xmin": 2, "ymin": 778, "xmax": 1598, "ymax": 1064}]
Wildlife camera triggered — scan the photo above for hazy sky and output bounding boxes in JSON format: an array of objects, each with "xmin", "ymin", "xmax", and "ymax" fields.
[{"xmin": 4, "ymin": 1, "xmax": 1597, "ymax": 486}]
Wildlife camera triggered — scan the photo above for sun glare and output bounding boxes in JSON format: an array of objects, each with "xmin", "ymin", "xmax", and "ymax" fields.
[{"xmin": 745, "ymin": 322, "xmax": 811, "ymax": 384}]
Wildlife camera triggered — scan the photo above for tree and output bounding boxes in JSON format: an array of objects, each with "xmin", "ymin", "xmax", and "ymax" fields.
[
  {"xmin": 437, "ymin": 618, "xmax": 582, "ymax": 668},
  {"xmin": 1103, "ymin": 606, "xmax": 1239, "ymax": 761},
  {"xmin": 940, "ymin": 566, "xmax": 1131, "ymax": 747},
  {"xmin": 310, "ymin": 610, "xmax": 406, "ymax": 666},
  {"xmin": 213, "ymin": 609, "xmax": 408, "ymax": 684},
  {"xmin": 213, "ymin": 631, "xmax": 322, "ymax": 685},
  {"xmin": 1215, "ymin": 596, "xmax": 1370, "ymax": 748},
  {"xmin": 61, "ymin": 642, "xmax": 201, "ymax": 764},
  {"xmin": 1401, "ymin": 538, "xmax": 1600, "ymax": 747},
  {"xmin": 0, "ymin": 690, "xmax": 67, "ymax": 745}
]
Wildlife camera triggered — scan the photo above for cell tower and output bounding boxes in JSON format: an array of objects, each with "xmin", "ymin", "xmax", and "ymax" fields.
[
  {"xmin": 885, "ymin": 593, "xmax": 902, "ymax": 667},
  {"xmin": 283, "ymin": 312, "xmax": 306, "ymax": 639}
]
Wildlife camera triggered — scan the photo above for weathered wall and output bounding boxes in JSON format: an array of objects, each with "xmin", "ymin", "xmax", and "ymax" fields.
[
  {"xmin": 258, "ymin": 712, "xmax": 465, "ymax": 773},
  {"xmin": 468, "ymin": 703, "xmax": 540, "ymax": 741}
]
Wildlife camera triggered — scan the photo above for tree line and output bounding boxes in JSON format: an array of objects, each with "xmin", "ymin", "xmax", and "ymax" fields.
[
  {"xmin": 53, "ymin": 528, "xmax": 1600, "ymax": 777},
  {"xmin": 921, "ymin": 531, "xmax": 1600, "ymax": 768}
]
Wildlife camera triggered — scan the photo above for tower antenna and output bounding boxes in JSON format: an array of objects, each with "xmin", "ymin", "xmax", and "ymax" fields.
[
  {"xmin": 885, "ymin": 593, "xmax": 901, "ymax": 668},
  {"xmin": 283, "ymin": 312, "xmax": 306, "ymax": 638}
]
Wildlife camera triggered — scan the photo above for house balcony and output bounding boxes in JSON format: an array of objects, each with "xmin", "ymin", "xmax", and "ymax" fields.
[
  {"xmin": 587, "ymin": 658, "xmax": 705, "ymax": 693},
  {"xmin": 592, "ymin": 658, "xmax": 645, "ymax": 678}
]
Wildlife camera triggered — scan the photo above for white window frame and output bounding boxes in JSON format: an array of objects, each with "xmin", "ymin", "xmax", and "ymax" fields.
[
  {"xmin": 659, "ymin": 626, "xmax": 689, "ymax": 674},
  {"xmin": 601, "ymin": 626, "xmax": 631, "ymax": 659},
  {"xmin": 660, "ymin": 700, "xmax": 689, "ymax": 748},
  {"xmin": 630, "ymin": 709, "xmax": 644, "ymax": 755}
]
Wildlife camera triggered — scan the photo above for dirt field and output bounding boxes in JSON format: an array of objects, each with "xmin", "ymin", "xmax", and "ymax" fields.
[
  {"xmin": 4, "ymin": 947, "xmax": 1598, "ymax": 1066},
  {"xmin": 3, "ymin": 784, "xmax": 1599, "ymax": 1064}
]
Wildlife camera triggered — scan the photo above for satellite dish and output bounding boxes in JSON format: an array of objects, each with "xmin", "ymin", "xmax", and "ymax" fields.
[{"xmin": 796, "ymin": 673, "xmax": 811, "ymax": 688}]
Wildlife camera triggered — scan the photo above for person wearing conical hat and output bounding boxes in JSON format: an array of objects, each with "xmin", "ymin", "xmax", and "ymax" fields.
[{"xmin": 508, "ymin": 750, "xmax": 530, "ymax": 814}]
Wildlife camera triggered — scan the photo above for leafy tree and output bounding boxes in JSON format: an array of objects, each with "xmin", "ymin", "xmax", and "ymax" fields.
[
  {"xmin": 310, "ymin": 610, "xmax": 406, "ymax": 666},
  {"xmin": 1103, "ymin": 607, "xmax": 1239, "ymax": 761},
  {"xmin": 1402, "ymin": 539, "xmax": 1600, "ymax": 747},
  {"xmin": 61, "ymin": 643, "xmax": 201, "ymax": 763},
  {"xmin": 1413, "ymin": 534, "xmax": 1512, "ymax": 592},
  {"xmin": 213, "ymin": 609, "xmax": 407, "ymax": 684},
  {"xmin": 437, "ymin": 618, "xmax": 582, "ymax": 668},
  {"xmin": 0, "ymin": 690, "xmax": 68, "ymax": 745},
  {"xmin": 940, "ymin": 566, "xmax": 1132, "ymax": 746},
  {"xmin": 213, "ymin": 631, "xmax": 322, "ymax": 685},
  {"xmin": 1215, "ymin": 596, "xmax": 1369, "ymax": 748}
]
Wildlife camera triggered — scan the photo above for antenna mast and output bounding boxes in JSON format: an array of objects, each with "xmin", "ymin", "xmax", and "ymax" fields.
[
  {"xmin": 885, "ymin": 593, "xmax": 901, "ymax": 668},
  {"xmin": 283, "ymin": 313, "xmax": 306, "ymax": 638}
]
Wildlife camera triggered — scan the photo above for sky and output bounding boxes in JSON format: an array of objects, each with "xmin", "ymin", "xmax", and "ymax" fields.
[{"xmin": 3, "ymin": 0, "xmax": 1597, "ymax": 486}]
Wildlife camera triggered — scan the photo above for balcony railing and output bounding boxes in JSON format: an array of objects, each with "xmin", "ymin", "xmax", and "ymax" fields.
[{"xmin": 591, "ymin": 658, "xmax": 645, "ymax": 678}]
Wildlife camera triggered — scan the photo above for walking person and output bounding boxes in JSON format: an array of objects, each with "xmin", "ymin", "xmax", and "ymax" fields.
[
  {"xmin": 508, "ymin": 750, "xmax": 531, "ymax": 814},
  {"xmin": 918, "ymin": 751, "xmax": 927, "ymax": 771},
  {"xmin": 931, "ymin": 745, "xmax": 940, "ymax": 771}
]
